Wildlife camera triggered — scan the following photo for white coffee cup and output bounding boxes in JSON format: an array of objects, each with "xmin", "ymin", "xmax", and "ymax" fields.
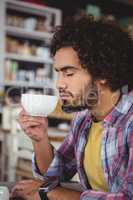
[{"xmin": 21, "ymin": 93, "xmax": 58, "ymax": 117}]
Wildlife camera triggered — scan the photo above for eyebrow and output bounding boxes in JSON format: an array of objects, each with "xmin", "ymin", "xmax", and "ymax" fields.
[{"xmin": 54, "ymin": 65, "xmax": 78, "ymax": 72}]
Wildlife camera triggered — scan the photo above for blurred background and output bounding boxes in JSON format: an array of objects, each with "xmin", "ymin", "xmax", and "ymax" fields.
[{"xmin": 0, "ymin": 0, "xmax": 133, "ymax": 183}]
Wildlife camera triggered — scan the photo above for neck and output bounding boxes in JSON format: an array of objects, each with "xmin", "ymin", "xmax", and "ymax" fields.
[{"xmin": 91, "ymin": 89, "xmax": 121, "ymax": 121}]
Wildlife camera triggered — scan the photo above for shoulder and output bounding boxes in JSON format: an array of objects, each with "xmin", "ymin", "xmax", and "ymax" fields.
[
  {"xmin": 120, "ymin": 105, "xmax": 133, "ymax": 145},
  {"xmin": 121, "ymin": 104, "xmax": 133, "ymax": 130},
  {"xmin": 126, "ymin": 114, "xmax": 133, "ymax": 147},
  {"xmin": 71, "ymin": 109, "xmax": 90, "ymax": 126}
]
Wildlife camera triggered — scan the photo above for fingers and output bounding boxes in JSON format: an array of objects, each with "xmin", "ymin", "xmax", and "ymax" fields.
[
  {"xmin": 21, "ymin": 121, "xmax": 41, "ymax": 129},
  {"xmin": 17, "ymin": 109, "xmax": 48, "ymax": 141},
  {"xmin": 20, "ymin": 120, "xmax": 46, "ymax": 133},
  {"xmin": 26, "ymin": 127, "xmax": 44, "ymax": 141},
  {"xmin": 19, "ymin": 109, "xmax": 47, "ymax": 122},
  {"xmin": 18, "ymin": 111, "xmax": 48, "ymax": 130},
  {"xmin": 11, "ymin": 183, "xmax": 26, "ymax": 198},
  {"xmin": 18, "ymin": 112, "xmax": 48, "ymax": 126},
  {"xmin": 10, "ymin": 179, "xmax": 43, "ymax": 198}
]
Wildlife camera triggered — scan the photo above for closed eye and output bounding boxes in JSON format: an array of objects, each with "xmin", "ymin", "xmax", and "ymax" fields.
[
  {"xmin": 64, "ymin": 68, "xmax": 76, "ymax": 77},
  {"xmin": 55, "ymin": 65, "xmax": 78, "ymax": 77},
  {"xmin": 66, "ymin": 72, "xmax": 74, "ymax": 76}
]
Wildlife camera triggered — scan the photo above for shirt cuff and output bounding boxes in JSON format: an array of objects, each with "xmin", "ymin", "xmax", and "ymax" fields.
[
  {"xmin": 31, "ymin": 144, "xmax": 56, "ymax": 180},
  {"xmin": 32, "ymin": 153, "xmax": 45, "ymax": 181}
]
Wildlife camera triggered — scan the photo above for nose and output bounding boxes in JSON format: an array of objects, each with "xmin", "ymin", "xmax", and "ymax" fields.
[{"xmin": 56, "ymin": 76, "xmax": 67, "ymax": 90}]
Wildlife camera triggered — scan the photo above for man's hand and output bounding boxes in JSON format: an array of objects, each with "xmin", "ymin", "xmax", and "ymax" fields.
[
  {"xmin": 18, "ymin": 109, "xmax": 54, "ymax": 175},
  {"xmin": 18, "ymin": 109, "xmax": 48, "ymax": 142},
  {"xmin": 47, "ymin": 186, "xmax": 81, "ymax": 200},
  {"xmin": 10, "ymin": 179, "xmax": 43, "ymax": 199},
  {"xmin": 18, "ymin": 191, "xmax": 41, "ymax": 200}
]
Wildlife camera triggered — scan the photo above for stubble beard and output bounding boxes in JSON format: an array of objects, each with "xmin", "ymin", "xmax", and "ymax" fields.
[{"xmin": 61, "ymin": 83, "xmax": 99, "ymax": 113}]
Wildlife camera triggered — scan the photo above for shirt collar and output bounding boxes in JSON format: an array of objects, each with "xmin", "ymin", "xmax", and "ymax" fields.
[{"xmin": 103, "ymin": 90, "xmax": 133, "ymax": 125}]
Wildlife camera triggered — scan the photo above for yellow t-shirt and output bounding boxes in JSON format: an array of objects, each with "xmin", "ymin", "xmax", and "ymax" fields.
[{"xmin": 83, "ymin": 121, "xmax": 108, "ymax": 191}]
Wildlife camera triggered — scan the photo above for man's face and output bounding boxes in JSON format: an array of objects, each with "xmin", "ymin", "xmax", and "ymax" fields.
[{"xmin": 54, "ymin": 47, "xmax": 98, "ymax": 113}]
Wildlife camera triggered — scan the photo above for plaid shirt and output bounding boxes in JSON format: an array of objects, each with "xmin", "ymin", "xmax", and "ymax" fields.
[{"xmin": 33, "ymin": 91, "xmax": 133, "ymax": 199}]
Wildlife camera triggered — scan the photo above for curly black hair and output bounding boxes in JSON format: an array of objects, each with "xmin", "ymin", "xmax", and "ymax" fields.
[{"xmin": 50, "ymin": 16, "xmax": 133, "ymax": 92}]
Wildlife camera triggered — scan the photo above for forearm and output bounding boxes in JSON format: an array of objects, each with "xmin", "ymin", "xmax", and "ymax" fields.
[
  {"xmin": 33, "ymin": 134, "xmax": 54, "ymax": 174},
  {"xmin": 47, "ymin": 186, "xmax": 81, "ymax": 200}
]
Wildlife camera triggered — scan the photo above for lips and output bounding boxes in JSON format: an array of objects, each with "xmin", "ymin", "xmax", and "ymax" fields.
[
  {"xmin": 59, "ymin": 93, "xmax": 70, "ymax": 100},
  {"xmin": 60, "ymin": 95, "xmax": 69, "ymax": 100}
]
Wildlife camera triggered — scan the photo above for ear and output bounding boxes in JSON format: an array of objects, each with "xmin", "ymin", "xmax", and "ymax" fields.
[
  {"xmin": 94, "ymin": 79, "xmax": 108, "ymax": 93},
  {"xmin": 94, "ymin": 79, "xmax": 107, "ymax": 87},
  {"xmin": 99, "ymin": 79, "xmax": 107, "ymax": 85}
]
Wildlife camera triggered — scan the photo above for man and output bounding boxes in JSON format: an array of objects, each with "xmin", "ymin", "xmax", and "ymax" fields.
[{"xmin": 11, "ymin": 16, "xmax": 133, "ymax": 199}]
